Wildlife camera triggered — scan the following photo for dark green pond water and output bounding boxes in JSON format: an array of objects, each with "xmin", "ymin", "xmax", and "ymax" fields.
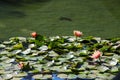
[{"xmin": 0, "ymin": 0, "xmax": 120, "ymax": 40}]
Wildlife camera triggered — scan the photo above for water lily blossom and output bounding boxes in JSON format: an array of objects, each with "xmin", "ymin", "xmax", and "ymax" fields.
[
  {"xmin": 91, "ymin": 50, "xmax": 101, "ymax": 59},
  {"xmin": 31, "ymin": 32, "xmax": 38, "ymax": 38},
  {"xmin": 73, "ymin": 30, "xmax": 83, "ymax": 37},
  {"xmin": 18, "ymin": 62, "xmax": 24, "ymax": 69}
]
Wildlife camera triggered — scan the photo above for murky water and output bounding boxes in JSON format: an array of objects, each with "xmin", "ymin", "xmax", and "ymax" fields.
[{"xmin": 0, "ymin": 0, "xmax": 120, "ymax": 40}]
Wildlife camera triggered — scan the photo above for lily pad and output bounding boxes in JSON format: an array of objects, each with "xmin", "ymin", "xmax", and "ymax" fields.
[
  {"xmin": 33, "ymin": 74, "xmax": 43, "ymax": 79},
  {"xmin": 22, "ymin": 48, "xmax": 31, "ymax": 55},
  {"xmin": 13, "ymin": 43, "xmax": 23, "ymax": 50},
  {"xmin": 79, "ymin": 50, "xmax": 88, "ymax": 56},
  {"xmin": 110, "ymin": 67, "xmax": 119, "ymax": 73},
  {"xmin": 48, "ymin": 50, "xmax": 59, "ymax": 57},
  {"xmin": 67, "ymin": 74, "xmax": 77, "ymax": 79},
  {"xmin": 98, "ymin": 66, "xmax": 109, "ymax": 72},
  {"xmin": 38, "ymin": 45, "xmax": 48, "ymax": 51},
  {"xmin": 14, "ymin": 73, "xmax": 27, "ymax": 78},
  {"xmin": 57, "ymin": 74, "xmax": 68, "ymax": 79},
  {"xmin": 3, "ymin": 74, "xmax": 13, "ymax": 80},
  {"xmin": 104, "ymin": 53, "xmax": 114, "ymax": 56}
]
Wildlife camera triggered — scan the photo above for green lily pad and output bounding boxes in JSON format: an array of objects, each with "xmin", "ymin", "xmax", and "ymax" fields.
[
  {"xmin": 96, "ymin": 73, "xmax": 114, "ymax": 80},
  {"xmin": 12, "ymin": 77, "xmax": 22, "ymax": 80},
  {"xmin": 42, "ymin": 74, "xmax": 52, "ymax": 79},
  {"xmin": 48, "ymin": 50, "xmax": 59, "ymax": 57},
  {"xmin": 5, "ymin": 58, "xmax": 15, "ymax": 63},
  {"xmin": 0, "ymin": 50, "xmax": 9, "ymax": 55},
  {"xmin": 109, "ymin": 58, "xmax": 118, "ymax": 66},
  {"xmin": 3, "ymin": 41, "xmax": 12, "ymax": 45},
  {"xmin": 98, "ymin": 66, "xmax": 109, "ymax": 72},
  {"xmin": 38, "ymin": 45, "xmax": 48, "ymax": 51},
  {"xmin": 104, "ymin": 53, "xmax": 114, "ymax": 56},
  {"xmin": 14, "ymin": 73, "xmax": 27, "ymax": 78},
  {"xmin": 22, "ymin": 48, "xmax": 31, "ymax": 55},
  {"xmin": 77, "ymin": 73, "xmax": 87, "ymax": 79},
  {"xmin": 0, "ymin": 44, "xmax": 6, "ymax": 48},
  {"xmin": 58, "ymin": 74, "xmax": 68, "ymax": 78},
  {"xmin": 33, "ymin": 74, "xmax": 43, "ymax": 79},
  {"xmin": 79, "ymin": 50, "xmax": 88, "ymax": 56},
  {"xmin": 4, "ymin": 74, "xmax": 13, "ymax": 80},
  {"xmin": 67, "ymin": 74, "xmax": 77, "ymax": 79},
  {"xmin": 110, "ymin": 67, "xmax": 119, "ymax": 73},
  {"xmin": 0, "ymin": 70, "xmax": 5, "ymax": 75},
  {"xmin": 13, "ymin": 43, "xmax": 23, "ymax": 50}
]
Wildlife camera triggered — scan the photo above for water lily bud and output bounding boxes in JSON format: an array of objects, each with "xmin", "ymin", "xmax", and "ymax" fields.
[
  {"xmin": 73, "ymin": 30, "xmax": 83, "ymax": 37},
  {"xmin": 91, "ymin": 50, "xmax": 101, "ymax": 59},
  {"xmin": 31, "ymin": 32, "xmax": 37, "ymax": 38}
]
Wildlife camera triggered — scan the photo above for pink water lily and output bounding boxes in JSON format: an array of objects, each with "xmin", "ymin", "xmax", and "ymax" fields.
[
  {"xmin": 91, "ymin": 50, "xmax": 101, "ymax": 59},
  {"xmin": 31, "ymin": 32, "xmax": 38, "ymax": 38},
  {"xmin": 73, "ymin": 30, "xmax": 83, "ymax": 37},
  {"xmin": 18, "ymin": 62, "xmax": 24, "ymax": 69}
]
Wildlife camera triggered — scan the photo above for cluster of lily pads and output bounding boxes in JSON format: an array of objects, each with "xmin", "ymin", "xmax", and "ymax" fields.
[{"xmin": 0, "ymin": 31, "xmax": 120, "ymax": 80}]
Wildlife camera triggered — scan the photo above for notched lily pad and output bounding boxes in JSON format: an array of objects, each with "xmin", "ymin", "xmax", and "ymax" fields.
[
  {"xmin": 104, "ymin": 53, "xmax": 114, "ymax": 56},
  {"xmin": 98, "ymin": 66, "xmax": 109, "ymax": 72},
  {"xmin": 110, "ymin": 67, "xmax": 119, "ymax": 73},
  {"xmin": 3, "ymin": 41, "xmax": 13, "ymax": 45},
  {"xmin": 58, "ymin": 74, "xmax": 68, "ymax": 79},
  {"xmin": 67, "ymin": 74, "xmax": 77, "ymax": 79},
  {"xmin": 38, "ymin": 45, "xmax": 48, "ymax": 51},
  {"xmin": 3, "ymin": 74, "xmax": 13, "ymax": 80},
  {"xmin": 13, "ymin": 43, "xmax": 23, "ymax": 50},
  {"xmin": 48, "ymin": 50, "xmax": 59, "ymax": 57},
  {"xmin": 33, "ymin": 74, "xmax": 43, "ymax": 79},
  {"xmin": 22, "ymin": 48, "xmax": 31, "ymax": 55},
  {"xmin": 0, "ymin": 44, "xmax": 6, "ymax": 48},
  {"xmin": 79, "ymin": 50, "xmax": 88, "ymax": 56},
  {"xmin": 14, "ymin": 73, "xmax": 27, "ymax": 78}
]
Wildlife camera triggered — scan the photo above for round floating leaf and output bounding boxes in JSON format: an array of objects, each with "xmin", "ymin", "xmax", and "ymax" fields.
[
  {"xmin": 78, "ymin": 73, "xmax": 87, "ymax": 79},
  {"xmin": 109, "ymin": 58, "xmax": 118, "ymax": 66},
  {"xmin": 5, "ymin": 58, "xmax": 15, "ymax": 63},
  {"xmin": 87, "ymin": 74, "xmax": 96, "ymax": 79},
  {"xmin": 14, "ymin": 73, "xmax": 27, "ymax": 78},
  {"xmin": 98, "ymin": 66, "xmax": 109, "ymax": 72},
  {"xmin": 38, "ymin": 45, "xmax": 48, "ymax": 51},
  {"xmin": 0, "ymin": 44, "xmax": 6, "ymax": 48},
  {"xmin": 11, "ymin": 50, "xmax": 22, "ymax": 55},
  {"xmin": 28, "ymin": 44, "xmax": 36, "ymax": 49},
  {"xmin": 113, "ymin": 54, "xmax": 120, "ymax": 62},
  {"xmin": 79, "ymin": 50, "xmax": 88, "ymax": 56},
  {"xmin": 3, "ymin": 41, "xmax": 13, "ymax": 45},
  {"xmin": 33, "ymin": 74, "xmax": 43, "ymax": 79},
  {"xmin": 22, "ymin": 48, "xmax": 31, "ymax": 55},
  {"xmin": 0, "ymin": 70, "xmax": 5, "ymax": 75},
  {"xmin": 11, "ymin": 77, "xmax": 22, "ymax": 80},
  {"xmin": 87, "ymin": 65, "xmax": 96, "ymax": 70},
  {"xmin": 0, "ymin": 50, "xmax": 9, "ymax": 55},
  {"xmin": 42, "ymin": 74, "xmax": 52, "ymax": 79},
  {"xmin": 104, "ymin": 52, "xmax": 114, "ymax": 56},
  {"xmin": 66, "ymin": 54, "xmax": 74, "ymax": 59},
  {"xmin": 4, "ymin": 74, "xmax": 13, "ymax": 80},
  {"xmin": 58, "ymin": 74, "xmax": 68, "ymax": 79},
  {"xmin": 110, "ymin": 67, "xmax": 119, "ymax": 73},
  {"xmin": 48, "ymin": 50, "xmax": 59, "ymax": 57},
  {"xmin": 96, "ymin": 73, "xmax": 114, "ymax": 80},
  {"xmin": 67, "ymin": 74, "xmax": 77, "ymax": 79},
  {"xmin": 13, "ymin": 43, "xmax": 23, "ymax": 50}
]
